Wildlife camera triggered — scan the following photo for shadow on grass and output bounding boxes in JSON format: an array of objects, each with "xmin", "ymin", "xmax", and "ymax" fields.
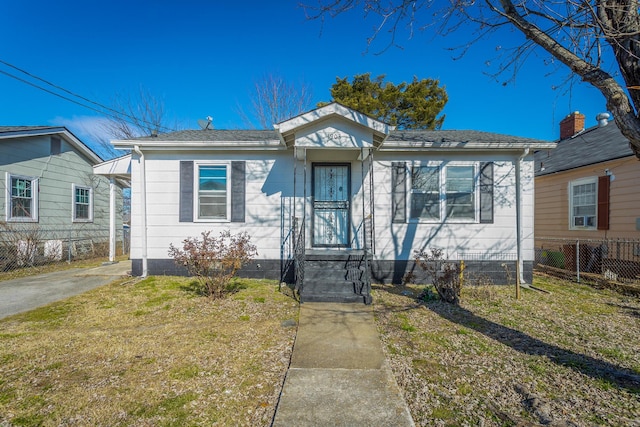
[
  {"xmin": 278, "ymin": 281, "xmax": 300, "ymax": 303},
  {"xmin": 606, "ymin": 302, "xmax": 640, "ymax": 319},
  {"xmin": 424, "ymin": 301, "xmax": 640, "ymax": 394}
]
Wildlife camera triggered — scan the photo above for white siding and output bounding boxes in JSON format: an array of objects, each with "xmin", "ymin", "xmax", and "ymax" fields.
[
  {"xmin": 132, "ymin": 148, "xmax": 535, "ymax": 263},
  {"xmin": 370, "ymin": 153, "xmax": 533, "ymax": 261},
  {"xmin": 130, "ymin": 151, "xmax": 295, "ymax": 260}
]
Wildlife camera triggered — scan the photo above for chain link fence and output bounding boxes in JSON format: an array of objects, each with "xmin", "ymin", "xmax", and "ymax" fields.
[
  {"xmin": 457, "ymin": 252, "xmax": 520, "ymax": 286},
  {"xmin": 0, "ymin": 226, "xmax": 129, "ymax": 279},
  {"xmin": 535, "ymin": 237, "xmax": 640, "ymax": 284}
]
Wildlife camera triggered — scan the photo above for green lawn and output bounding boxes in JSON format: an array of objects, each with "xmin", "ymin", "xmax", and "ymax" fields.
[
  {"xmin": 2, "ymin": 271, "xmax": 638, "ymax": 426},
  {"xmin": 0, "ymin": 276, "xmax": 298, "ymax": 427}
]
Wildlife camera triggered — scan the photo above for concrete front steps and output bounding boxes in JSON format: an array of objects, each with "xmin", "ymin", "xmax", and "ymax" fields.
[{"xmin": 299, "ymin": 250, "xmax": 371, "ymax": 304}]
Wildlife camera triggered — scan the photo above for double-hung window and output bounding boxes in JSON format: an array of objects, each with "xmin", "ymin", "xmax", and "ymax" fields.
[
  {"xmin": 180, "ymin": 161, "xmax": 245, "ymax": 223},
  {"xmin": 197, "ymin": 164, "xmax": 229, "ymax": 220},
  {"xmin": 7, "ymin": 173, "xmax": 38, "ymax": 221},
  {"xmin": 411, "ymin": 166, "xmax": 440, "ymax": 220},
  {"xmin": 73, "ymin": 184, "xmax": 93, "ymax": 222},
  {"xmin": 408, "ymin": 163, "xmax": 477, "ymax": 222},
  {"xmin": 569, "ymin": 177, "xmax": 597, "ymax": 229},
  {"xmin": 445, "ymin": 166, "xmax": 475, "ymax": 220}
]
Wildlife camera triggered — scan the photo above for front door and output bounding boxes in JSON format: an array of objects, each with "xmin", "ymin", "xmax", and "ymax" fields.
[{"xmin": 312, "ymin": 164, "xmax": 350, "ymax": 247}]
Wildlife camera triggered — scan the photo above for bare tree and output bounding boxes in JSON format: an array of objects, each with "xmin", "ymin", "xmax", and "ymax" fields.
[
  {"xmin": 101, "ymin": 87, "xmax": 173, "ymax": 139},
  {"xmin": 302, "ymin": 1, "xmax": 640, "ymax": 158},
  {"xmin": 238, "ymin": 73, "xmax": 314, "ymax": 129},
  {"xmin": 91, "ymin": 87, "xmax": 179, "ymax": 158}
]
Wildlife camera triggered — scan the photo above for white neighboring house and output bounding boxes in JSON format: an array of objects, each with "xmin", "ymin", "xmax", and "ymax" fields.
[{"xmin": 109, "ymin": 103, "xmax": 555, "ymax": 303}]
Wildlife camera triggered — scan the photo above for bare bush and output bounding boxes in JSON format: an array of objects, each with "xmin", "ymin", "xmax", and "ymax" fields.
[
  {"xmin": 168, "ymin": 230, "xmax": 258, "ymax": 299},
  {"xmin": 414, "ymin": 248, "xmax": 461, "ymax": 304},
  {"xmin": 0, "ymin": 222, "xmax": 45, "ymax": 269}
]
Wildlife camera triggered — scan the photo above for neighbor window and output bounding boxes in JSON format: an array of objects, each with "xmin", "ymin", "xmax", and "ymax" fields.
[
  {"xmin": 197, "ymin": 164, "xmax": 228, "ymax": 220},
  {"xmin": 569, "ymin": 178, "xmax": 597, "ymax": 229},
  {"xmin": 73, "ymin": 184, "xmax": 93, "ymax": 222},
  {"xmin": 7, "ymin": 173, "xmax": 38, "ymax": 221},
  {"xmin": 408, "ymin": 164, "xmax": 476, "ymax": 222}
]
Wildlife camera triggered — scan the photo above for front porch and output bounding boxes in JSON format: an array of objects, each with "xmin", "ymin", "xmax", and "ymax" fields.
[
  {"xmin": 280, "ymin": 155, "xmax": 376, "ymax": 304},
  {"xmin": 275, "ymin": 104, "xmax": 387, "ymax": 304}
]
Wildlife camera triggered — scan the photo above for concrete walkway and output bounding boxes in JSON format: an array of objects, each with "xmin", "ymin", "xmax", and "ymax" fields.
[
  {"xmin": 272, "ymin": 302, "xmax": 415, "ymax": 426},
  {"xmin": 0, "ymin": 260, "xmax": 132, "ymax": 319}
]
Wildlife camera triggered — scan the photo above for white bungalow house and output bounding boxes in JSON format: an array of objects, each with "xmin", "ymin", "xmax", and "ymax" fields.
[{"xmin": 105, "ymin": 103, "xmax": 554, "ymax": 303}]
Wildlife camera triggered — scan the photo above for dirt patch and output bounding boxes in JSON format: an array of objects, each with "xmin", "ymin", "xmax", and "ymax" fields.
[{"xmin": 373, "ymin": 275, "xmax": 640, "ymax": 426}]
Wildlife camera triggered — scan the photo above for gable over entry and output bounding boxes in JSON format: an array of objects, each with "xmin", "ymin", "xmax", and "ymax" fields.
[
  {"xmin": 274, "ymin": 102, "xmax": 393, "ymax": 240},
  {"xmin": 272, "ymin": 103, "xmax": 393, "ymax": 303}
]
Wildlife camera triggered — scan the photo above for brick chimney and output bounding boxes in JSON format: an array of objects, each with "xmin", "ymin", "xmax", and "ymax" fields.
[{"xmin": 559, "ymin": 111, "xmax": 585, "ymax": 140}]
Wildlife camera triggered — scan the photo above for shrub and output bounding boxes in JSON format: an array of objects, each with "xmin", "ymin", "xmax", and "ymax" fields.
[
  {"xmin": 168, "ymin": 230, "xmax": 257, "ymax": 299},
  {"xmin": 417, "ymin": 285, "xmax": 439, "ymax": 302},
  {"xmin": 414, "ymin": 248, "xmax": 462, "ymax": 304},
  {"xmin": 0, "ymin": 221, "xmax": 44, "ymax": 269}
]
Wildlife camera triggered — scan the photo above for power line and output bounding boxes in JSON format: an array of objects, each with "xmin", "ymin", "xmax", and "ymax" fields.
[
  {"xmin": 0, "ymin": 59, "xmax": 176, "ymax": 133},
  {"xmin": 0, "ymin": 69, "xmax": 122, "ymax": 121}
]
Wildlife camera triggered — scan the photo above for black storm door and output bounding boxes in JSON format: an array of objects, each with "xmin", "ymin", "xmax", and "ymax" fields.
[{"xmin": 312, "ymin": 164, "xmax": 350, "ymax": 247}]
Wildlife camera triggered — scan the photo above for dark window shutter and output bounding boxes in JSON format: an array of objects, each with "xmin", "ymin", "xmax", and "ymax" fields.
[
  {"xmin": 51, "ymin": 137, "xmax": 61, "ymax": 155},
  {"xmin": 231, "ymin": 161, "xmax": 245, "ymax": 222},
  {"xmin": 391, "ymin": 162, "xmax": 406, "ymax": 223},
  {"xmin": 179, "ymin": 161, "xmax": 194, "ymax": 222},
  {"xmin": 479, "ymin": 162, "xmax": 494, "ymax": 223},
  {"xmin": 597, "ymin": 175, "xmax": 610, "ymax": 230}
]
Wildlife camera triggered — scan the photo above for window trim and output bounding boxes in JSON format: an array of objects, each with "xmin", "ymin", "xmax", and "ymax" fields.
[
  {"xmin": 72, "ymin": 184, "xmax": 93, "ymax": 223},
  {"xmin": 6, "ymin": 173, "xmax": 39, "ymax": 222},
  {"xmin": 194, "ymin": 162, "xmax": 231, "ymax": 222},
  {"xmin": 569, "ymin": 176, "xmax": 598, "ymax": 230},
  {"xmin": 409, "ymin": 162, "xmax": 478, "ymax": 223}
]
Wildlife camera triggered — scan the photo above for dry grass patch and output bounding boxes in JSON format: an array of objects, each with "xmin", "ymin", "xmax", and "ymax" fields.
[
  {"xmin": 373, "ymin": 274, "xmax": 640, "ymax": 426},
  {"xmin": 0, "ymin": 276, "xmax": 298, "ymax": 426}
]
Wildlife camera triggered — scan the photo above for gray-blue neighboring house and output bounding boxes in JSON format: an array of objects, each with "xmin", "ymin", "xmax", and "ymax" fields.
[{"xmin": 0, "ymin": 126, "xmax": 126, "ymax": 263}]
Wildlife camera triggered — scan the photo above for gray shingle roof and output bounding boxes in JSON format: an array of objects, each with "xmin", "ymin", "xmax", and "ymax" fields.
[
  {"xmin": 387, "ymin": 129, "xmax": 547, "ymax": 144},
  {"xmin": 132, "ymin": 128, "xmax": 549, "ymax": 145},
  {"xmin": 535, "ymin": 121, "xmax": 635, "ymax": 176},
  {"xmin": 134, "ymin": 129, "xmax": 280, "ymax": 142},
  {"xmin": 0, "ymin": 126, "xmax": 62, "ymax": 134}
]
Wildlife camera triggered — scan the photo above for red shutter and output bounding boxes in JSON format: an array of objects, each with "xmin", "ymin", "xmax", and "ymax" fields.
[{"xmin": 597, "ymin": 175, "xmax": 610, "ymax": 230}]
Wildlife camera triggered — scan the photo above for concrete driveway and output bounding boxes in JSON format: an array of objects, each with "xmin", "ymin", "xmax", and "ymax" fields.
[{"xmin": 0, "ymin": 260, "xmax": 132, "ymax": 319}]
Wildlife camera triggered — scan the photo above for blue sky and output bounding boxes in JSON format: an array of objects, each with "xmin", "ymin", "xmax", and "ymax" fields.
[{"xmin": 0, "ymin": 1, "xmax": 610, "ymax": 158}]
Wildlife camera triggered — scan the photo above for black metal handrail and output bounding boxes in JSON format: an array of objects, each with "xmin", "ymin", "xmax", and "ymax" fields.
[{"xmin": 293, "ymin": 218, "xmax": 305, "ymax": 296}]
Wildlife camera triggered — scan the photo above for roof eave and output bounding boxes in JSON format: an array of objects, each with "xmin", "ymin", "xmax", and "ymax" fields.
[
  {"xmin": 379, "ymin": 141, "xmax": 557, "ymax": 151},
  {"xmin": 275, "ymin": 103, "xmax": 394, "ymax": 146},
  {"xmin": 276, "ymin": 103, "xmax": 391, "ymax": 133},
  {"xmin": 0, "ymin": 127, "xmax": 65, "ymax": 139},
  {"xmin": 112, "ymin": 139, "xmax": 287, "ymax": 151}
]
